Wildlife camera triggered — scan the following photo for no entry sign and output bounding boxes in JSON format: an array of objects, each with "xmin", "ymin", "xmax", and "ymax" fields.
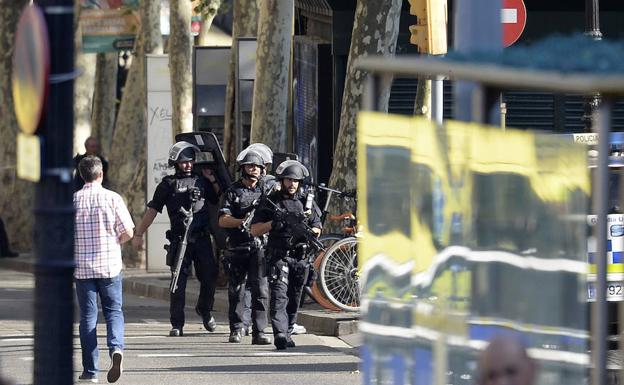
[{"xmin": 502, "ymin": 0, "xmax": 527, "ymax": 47}]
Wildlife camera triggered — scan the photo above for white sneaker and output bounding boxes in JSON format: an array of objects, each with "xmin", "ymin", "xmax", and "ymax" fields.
[
  {"xmin": 107, "ymin": 350, "xmax": 123, "ymax": 383},
  {"xmin": 292, "ymin": 323, "xmax": 307, "ymax": 335}
]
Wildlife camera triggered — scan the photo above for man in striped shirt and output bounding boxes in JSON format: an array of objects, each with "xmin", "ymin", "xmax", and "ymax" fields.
[{"xmin": 74, "ymin": 156, "xmax": 134, "ymax": 383}]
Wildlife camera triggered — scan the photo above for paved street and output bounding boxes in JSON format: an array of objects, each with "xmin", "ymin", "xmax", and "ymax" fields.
[{"xmin": 0, "ymin": 269, "xmax": 360, "ymax": 385}]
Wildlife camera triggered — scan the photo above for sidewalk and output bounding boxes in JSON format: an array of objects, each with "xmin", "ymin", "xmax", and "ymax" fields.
[{"xmin": 0, "ymin": 253, "xmax": 359, "ymax": 337}]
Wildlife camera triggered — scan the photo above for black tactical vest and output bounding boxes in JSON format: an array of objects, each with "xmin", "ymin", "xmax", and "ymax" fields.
[
  {"xmin": 164, "ymin": 175, "xmax": 209, "ymax": 235},
  {"xmin": 266, "ymin": 193, "xmax": 308, "ymax": 250}
]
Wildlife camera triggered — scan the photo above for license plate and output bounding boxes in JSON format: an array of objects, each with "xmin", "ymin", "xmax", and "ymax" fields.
[{"xmin": 587, "ymin": 282, "xmax": 624, "ymax": 301}]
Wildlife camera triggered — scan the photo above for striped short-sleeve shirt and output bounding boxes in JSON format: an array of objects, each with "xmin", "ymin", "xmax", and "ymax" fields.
[{"xmin": 74, "ymin": 183, "xmax": 134, "ymax": 279}]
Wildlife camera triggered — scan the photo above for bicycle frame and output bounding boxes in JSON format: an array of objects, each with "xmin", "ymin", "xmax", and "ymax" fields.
[{"xmin": 313, "ymin": 183, "xmax": 356, "ymax": 228}]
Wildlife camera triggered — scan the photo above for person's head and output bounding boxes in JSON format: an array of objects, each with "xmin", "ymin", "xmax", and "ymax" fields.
[
  {"xmin": 246, "ymin": 143, "xmax": 273, "ymax": 174},
  {"xmin": 78, "ymin": 155, "xmax": 104, "ymax": 183},
  {"xmin": 236, "ymin": 149, "xmax": 265, "ymax": 182},
  {"xmin": 168, "ymin": 141, "xmax": 199, "ymax": 176},
  {"xmin": 477, "ymin": 335, "xmax": 537, "ymax": 385},
  {"xmin": 84, "ymin": 137, "xmax": 100, "ymax": 155},
  {"xmin": 275, "ymin": 160, "xmax": 308, "ymax": 196}
]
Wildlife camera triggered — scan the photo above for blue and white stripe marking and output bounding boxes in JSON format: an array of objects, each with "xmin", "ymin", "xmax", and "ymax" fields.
[{"xmin": 588, "ymin": 214, "xmax": 624, "ymax": 264}]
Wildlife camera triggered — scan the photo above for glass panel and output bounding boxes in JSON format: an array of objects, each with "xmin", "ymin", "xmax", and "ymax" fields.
[
  {"xmin": 366, "ymin": 146, "xmax": 412, "ymax": 237},
  {"xmin": 358, "ymin": 112, "xmax": 590, "ymax": 385}
]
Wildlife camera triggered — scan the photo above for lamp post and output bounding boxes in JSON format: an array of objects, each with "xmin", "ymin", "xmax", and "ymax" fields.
[{"xmin": 33, "ymin": 1, "xmax": 75, "ymax": 384}]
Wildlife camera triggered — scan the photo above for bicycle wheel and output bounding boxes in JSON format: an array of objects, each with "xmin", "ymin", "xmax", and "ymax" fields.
[
  {"xmin": 308, "ymin": 234, "xmax": 343, "ymax": 310},
  {"xmin": 319, "ymin": 237, "xmax": 360, "ymax": 312},
  {"xmin": 319, "ymin": 233, "xmax": 343, "ymax": 248}
]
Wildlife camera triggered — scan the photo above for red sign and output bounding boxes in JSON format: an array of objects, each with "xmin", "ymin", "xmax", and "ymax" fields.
[
  {"xmin": 191, "ymin": 17, "xmax": 201, "ymax": 36},
  {"xmin": 502, "ymin": 0, "xmax": 527, "ymax": 47}
]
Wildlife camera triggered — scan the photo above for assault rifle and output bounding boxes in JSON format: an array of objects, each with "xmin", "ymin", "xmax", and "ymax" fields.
[
  {"xmin": 264, "ymin": 197, "xmax": 324, "ymax": 254},
  {"xmin": 170, "ymin": 188, "xmax": 199, "ymax": 293},
  {"xmin": 240, "ymin": 181, "xmax": 276, "ymax": 233},
  {"xmin": 240, "ymin": 207, "xmax": 256, "ymax": 233}
]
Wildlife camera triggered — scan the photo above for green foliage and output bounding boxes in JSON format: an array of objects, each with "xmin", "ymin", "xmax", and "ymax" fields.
[{"xmin": 193, "ymin": 0, "xmax": 231, "ymax": 16}]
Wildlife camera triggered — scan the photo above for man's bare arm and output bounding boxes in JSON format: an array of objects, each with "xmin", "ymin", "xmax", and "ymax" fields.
[
  {"xmin": 119, "ymin": 228, "xmax": 134, "ymax": 244},
  {"xmin": 219, "ymin": 214, "xmax": 244, "ymax": 228},
  {"xmin": 251, "ymin": 221, "xmax": 272, "ymax": 237},
  {"xmin": 131, "ymin": 208, "xmax": 158, "ymax": 250}
]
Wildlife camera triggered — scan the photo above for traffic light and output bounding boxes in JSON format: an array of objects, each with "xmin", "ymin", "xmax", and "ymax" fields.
[{"xmin": 408, "ymin": 0, "xmax": 448, "ymax": 55}]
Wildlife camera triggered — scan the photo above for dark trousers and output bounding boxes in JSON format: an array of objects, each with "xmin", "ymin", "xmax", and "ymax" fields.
[
  {"xmin": 268, "ymin": 255, "xmax": 309, "ymax": 337},
  {"xmin": 226, "ymin": 247, "xmax": 269, "ymax": 334},
  {"xmin": 169, "ymin": 236, "xmax": 218, "ymax": 328},
  {"xmin": 0, "ymin": 217, "xmax": 12, "ymax": 255}
]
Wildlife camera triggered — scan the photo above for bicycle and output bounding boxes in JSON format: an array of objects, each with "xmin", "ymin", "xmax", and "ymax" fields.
[{"xmin": 307, "ymin": 184, "xmax": 360, "ymax": 312}]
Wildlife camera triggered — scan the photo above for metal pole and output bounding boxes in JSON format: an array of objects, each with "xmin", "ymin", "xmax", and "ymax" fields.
[
  {"xmin": 452, "ymin": 0, "xmax": 501, "ymax": 121},
  {"xmin": 585, "ymin": 0, "xmax": 602, "ymax": 40},
  {"xmin": 500, "ymin": 99, "xmax": 507, "ymax": 130},
  {"xmin": 362, "ymin": 73, "xmax": 379, "ymax": 112},
  {"xmin": 591, "ymin": 99, "xmax": 611, "ymax": 385},
  {"xmin": 234, "ymin": 39, "xmax": 242, "ymax": 155},
  {"xmin": 33, "ymin": 1, "xmax": 75, "ymax": 384},
  {"xmin": 432, "ymin": 77, "xmax": 444, "ymax": 124},
  {"xmin": 487, "ymin": 88, "xmax": 502, "ymax": 126},
  {"xmin": 585, "ymin": 6, "xmax": 605, "ymax": 385},
  {"xmin": 582, "ymin": 0, "xmax": 602, "ymax": 132},
  {"xmin": 471, "ymin": 84, "xmax": 485, "ymax": 124}
]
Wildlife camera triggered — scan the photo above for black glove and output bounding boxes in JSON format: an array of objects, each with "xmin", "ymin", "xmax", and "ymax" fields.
[
  {"xmin": 273, "ymin": 209, "xmax": 286, "ymax": 222},
  {"xmin": 271, "ymin": 219, "xmax": 284, "ymax": 231}
]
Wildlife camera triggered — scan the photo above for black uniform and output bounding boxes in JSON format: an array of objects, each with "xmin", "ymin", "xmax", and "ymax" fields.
[
  {"xmin": 251, "ymin": 190, "xmax": 322, "ymax": 340},
  {"xmin": 148, "ymin": 171, "xmax": 218, "ymax": 330},
  {"xmin": 219, "ymin": 178, "xmax": 272, "ymax": 335}
]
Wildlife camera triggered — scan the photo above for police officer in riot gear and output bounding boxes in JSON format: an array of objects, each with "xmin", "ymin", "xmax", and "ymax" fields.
[
  {"xmin": 235, "ymin": 143, "xmax": 276, "ymax": 332},
  {"xmin": 250, "ymin": 160, "xmax": 322, "ymax": 350},
  {"xmin": 132, "ymin": 141, "xmax": 221, "ymax": 337},
  {"xmin": 218, "ymin": 149, "xmax": 272, "ymax": 345}
]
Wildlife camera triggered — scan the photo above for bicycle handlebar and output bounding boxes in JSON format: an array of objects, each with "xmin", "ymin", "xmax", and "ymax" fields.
[{"xmin": 307, "ymin": 182, "xmax": 356, "ymax": 199}]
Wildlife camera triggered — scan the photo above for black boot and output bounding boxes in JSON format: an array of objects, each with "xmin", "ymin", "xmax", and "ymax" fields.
[
  {"xmin": 228, "ymin": 330, "xmax": 242, "ymax": 343},
  {"xmin": 274, "ymin": 333, "xmax": 288, "ymax": 350},
  {"xmin": 252, "ymin": 332, "xmax": 272, "ymax": 345},
  {"xmin": 203, "ymin": 316, "xmax": 216, "ymax": 332}
]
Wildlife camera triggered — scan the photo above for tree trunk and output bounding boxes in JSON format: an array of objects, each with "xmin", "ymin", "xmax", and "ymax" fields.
[
  {"xmin": 327, "ymin": 0, "xmax": 401, "ymax": 221},
  {"xmin": 414, "ymin": 77, "xmax": 431, "ymax": 118},
  {"xmin": 91, "ymin": 52, "xmax": 118, "ymax": 157},
  {"xmin": 108, "ymin": 0, "xmax": 162, "ymax": 267},
  {"xmin": 223, "ymin": 0, "xmax": 258, "ymax": 167},
  {"xmin": 249, "ymin": 0, "xmax": 293, "ymax": 152},
  {"xmin": 169, "ymin": 0, "xmax": 193, "ymax": 136},
  {"xmin": 0, "ymin": 0, "xmax": 32, "ymax": 252},
  {"xmin": 197, "ymin": 0, "xmax": 222, "ymax": 46},
  {"xmin": 74, "ymin": 52, "xmax": 96, "ymax": 155},
  {"xmin": 73, "ymin": 2, "xmax": 96, "ymax": 155}
]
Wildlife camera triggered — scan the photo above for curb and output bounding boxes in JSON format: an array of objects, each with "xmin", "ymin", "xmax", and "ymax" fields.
[{"xmin": 0, "ymin": 255, "xmax": 359, "ymax": 337}]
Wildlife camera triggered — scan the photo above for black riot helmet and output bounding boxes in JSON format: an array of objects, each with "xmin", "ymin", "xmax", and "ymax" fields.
[
  {"xmin": 168, "ymin": 141, "xmax": 199, "ymax": 167},
  {"xmin": 247, "ymin": 143, "xmax": 273, "ymax": 170},
  {"xmin": 237, "ymin": 150, "xmax": 265, "ymax": 169},
  {"xmin": 236, "ymin": 149, "xmax": 265, "ymax": 180},
  {"xmin": 275, "ymin": 160, "xmax": 309, "ymax": 181}
]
